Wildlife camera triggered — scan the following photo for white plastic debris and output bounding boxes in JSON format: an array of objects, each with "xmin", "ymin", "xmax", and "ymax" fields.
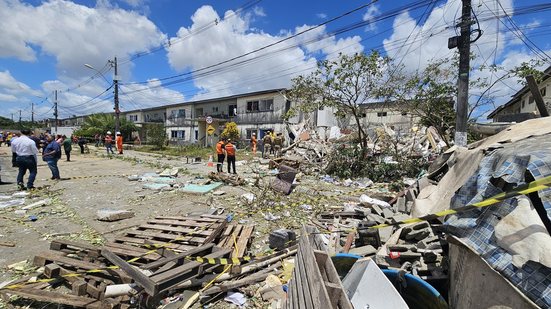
[{"xmin": 359, "ymin": 194, "xmax": 391, "ymax": 209}]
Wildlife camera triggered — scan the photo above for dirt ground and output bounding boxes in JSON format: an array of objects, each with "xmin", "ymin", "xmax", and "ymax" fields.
[{"xmin": 0, "ymin": 145, "xmax": 250, "ymax": 282}]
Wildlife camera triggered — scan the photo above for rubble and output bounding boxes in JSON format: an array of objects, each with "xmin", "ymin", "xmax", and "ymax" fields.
[{"xmin": 96, "ymin": 209, "xmax": 135, "ymax": 222}]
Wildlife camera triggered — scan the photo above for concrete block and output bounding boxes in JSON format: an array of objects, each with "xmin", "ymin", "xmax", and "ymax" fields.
[
  {"xmin": 396, "ymin": 197, "xmax": 407, "ymax": 213},
  {"xmin": 97, "ymin": 209, "xmax": 135, "ymax": 222},
  {"xmin": 349, "ymin": 245, "xmax": 377, "ymax": 257},
  {"xmin": 382, "ymin": 207, "xmax": 395, "ymax": 219}
]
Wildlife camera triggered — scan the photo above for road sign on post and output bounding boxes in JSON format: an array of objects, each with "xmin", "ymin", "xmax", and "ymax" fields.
[
  {"xmin": 207, "ymin": 124, "xmax": 215, "ymax": 135},
  {"xmin": 206, "ymin": 116, "xmax": 213, "ymax": 124}
]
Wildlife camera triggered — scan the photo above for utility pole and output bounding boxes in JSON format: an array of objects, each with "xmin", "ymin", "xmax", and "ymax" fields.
[
  {"xmin": 11, "ymin": 113, "xmax": 14, "ymax": 122},
  {"xmin": 54, "ymin": 90, "xmax": 58, "ymax": 134},
  {"xmin": 31, "ymin": 102, "xmax": 34, "ymax": 123},
  {"xmin": 449, "ymin": 0, "xmax": 472, "ymax": 147},
  {"xmin": 112, "ymin": 57, "xmax": 120, "ymax": 134}
]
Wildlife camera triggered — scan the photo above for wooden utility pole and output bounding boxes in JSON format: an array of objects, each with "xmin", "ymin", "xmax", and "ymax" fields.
[
  {"xmin": 454, "ymin": 0, "xmax": 472, "ymax": 147},
  {"xmin": 112, "ymin": 57, "xmax": 120, "ymax": 134},
  {"xmin": 54, "ymin": 90, "xmax": 58, "ymax": 134}
]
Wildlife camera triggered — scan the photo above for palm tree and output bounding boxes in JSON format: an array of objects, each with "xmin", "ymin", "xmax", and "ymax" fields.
[{"xmin": 75, "ymin": 113, "xmax": 137, "ymax": 138}]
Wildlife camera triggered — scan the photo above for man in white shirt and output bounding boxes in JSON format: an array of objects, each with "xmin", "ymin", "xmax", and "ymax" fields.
[{"xmin": 11, "ymin": 129, "xmax": 39, "ymax": 190}]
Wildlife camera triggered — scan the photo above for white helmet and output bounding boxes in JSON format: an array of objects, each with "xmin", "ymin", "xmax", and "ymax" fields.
[{"xmin": 107, "ymin": 131, "xmax": 112, "ymax": 135}]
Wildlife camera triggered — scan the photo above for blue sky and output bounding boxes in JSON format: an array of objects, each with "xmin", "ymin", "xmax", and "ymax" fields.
[{"xmin": 0, "ymin": 0, "xmax": 550, "ymax": 121}]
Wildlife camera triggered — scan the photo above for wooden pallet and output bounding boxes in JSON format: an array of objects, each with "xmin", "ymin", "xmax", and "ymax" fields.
[
  {"xmin": 218, "ymin": 224, "xmax": 255, "ymax": 258},
  {"xmin": 110, "ymin": 214, "xmax": 227, "ymax": 259},
  {"xmin": 286, "ymin": 226, "xmax": 353, "ymax": 309}
]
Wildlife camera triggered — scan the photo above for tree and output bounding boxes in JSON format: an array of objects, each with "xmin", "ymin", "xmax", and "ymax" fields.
[
  {"xmin": 221, "ymin": 122, "xmax": 240, "ymax": 141},
  {"xmin": 74, "ymin": 113, "xmax": 136, "ymax": 138},
  {"xmin": 285, "ymin": 51, "xmax": 392, "ymax": 151},
  {"xmin": 144, "ymin": 123, "xmax": 166, "ymax": 150},
  {"xmin": 400, "ymin": 59, "xmax": 457, "ymax": 146}
]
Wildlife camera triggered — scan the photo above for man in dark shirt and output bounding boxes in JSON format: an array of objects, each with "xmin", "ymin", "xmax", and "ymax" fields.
[{"xmin": 43, "ymin": 135, "xmax": 62, "ymax": 180}]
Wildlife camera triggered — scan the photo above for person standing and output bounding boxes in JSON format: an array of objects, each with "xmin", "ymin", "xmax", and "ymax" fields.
[
  {"xmin": 225, "ymin": 139, "xmax": 237, "ymax": 174},
  {"xmin": 6, "ymin": 132, "xmax": 13, "ymax": 147},
  {"xmin": 105, "ymin": 131, "xmax": 115, "ymax": 155},
  {"xmin": 78, "ymin": 136, "xmax": 87, "ymax": 154},
  {"xmin": 262, "ymin": 133, "xmax": 272, "ymax": 159},
  {"xmin": 62, "ymin": 135, "xmax": 72, "ymax": 161},
  {"xmin": 115, "ymin": 132, "xmax": 123, "ymax": 154},
  {"xmin": 11, "ymin": 129, "xmax": 38, "ymax": 190},
  {"xmin": 251, "ymin": 133, "xmax": 257, "ymax": 156},
  {"xmin": 0, "ymin": 131, "xmax": 4, "ymax": 147},
  {"xmin": 43, "ymin": 135, "xmax": 61, "ymax": 180},
  {"xmin": 94, "ymin": 133, "xmax": 100, "ymax": 147},
  {"xmin": 215, "ymin": 138, "xmax": 226, "ymax": 173},
  {"xmin": 10, "ymin": 132, "xmax": 20, "ymax": 167},
  {"xmin": 273, "ymin": 133, "xmax": 284, "ymax": 157}
]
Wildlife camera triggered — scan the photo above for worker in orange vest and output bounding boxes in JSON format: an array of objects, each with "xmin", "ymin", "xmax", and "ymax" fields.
[
  {"xmin": 215, "ymin": 138, "xmax": 226, "ymax": 173},
  {"xmin": 115, "ymin": 132, "xmax": 123, "ymax": 154},
  {"xmin": 251, "ymin": 133, "xmax": 257, "ymax": 156},
  {"xmin": 225, "ymin": 139, "xmax": 237, "ymax": 174}
]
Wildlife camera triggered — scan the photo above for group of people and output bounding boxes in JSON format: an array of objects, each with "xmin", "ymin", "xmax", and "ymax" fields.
[
  {"xmin": 10, "ymin": 130, "xmax": 64, "ymax": 190},
  {"xmin": 215, "ymin": 138, "xmax": 237, "ymax": 174},
  {"xmin": 7, "ymin": 130, "xmax": 124, "ymax": 190},
  {"xmin": 104, "ymin": 131, "xmax": 124, "ymax": 155},
  {"xmin": 261, "ymin": 131, "xmax": 285, "ymax": 158}
]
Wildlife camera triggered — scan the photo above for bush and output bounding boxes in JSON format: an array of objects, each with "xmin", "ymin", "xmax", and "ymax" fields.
[
  {"xmin": 221, "ymin": 122, "xmax": 240, "ymax": 141},
  {"xmin": 324, "ymin": 144, "xmax": 428, "ymax": 182},
  {"xmin": 144, "ymin": 123, "xmax": 167, "ymax": 150}
]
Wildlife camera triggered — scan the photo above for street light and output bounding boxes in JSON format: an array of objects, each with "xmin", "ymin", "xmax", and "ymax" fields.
[{"xmin": 84, "ymin": 58, "xmax": 120, "ymax": 134}]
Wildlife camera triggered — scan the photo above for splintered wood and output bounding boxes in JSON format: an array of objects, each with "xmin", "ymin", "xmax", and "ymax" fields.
[
  {"xmin": 0, "ymin": 214, "xmax": 249, "ymax": 309},
  {"xmin": 285, "ymin": 226, "xmax": 353, "ymax": 309}
]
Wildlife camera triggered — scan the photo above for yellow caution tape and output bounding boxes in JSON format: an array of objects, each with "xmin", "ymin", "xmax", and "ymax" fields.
[{"xmin": 365, "ymin": 175, "xmax": 551, "ymax": 229}]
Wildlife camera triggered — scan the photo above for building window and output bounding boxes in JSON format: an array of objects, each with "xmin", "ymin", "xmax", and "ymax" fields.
[
  {"xmin": 129, "ymin": 115, "xmax": 138, "ymax": 122},
  {"xmin": 195, "ymin": 130, "xmax": 198, "ymax": 141},
  {"xmin": 246, "ymin": 98, "xmax": 274, "ymax": 112},
  {"xmin": 171, "ymin": 130, "xmax": 185, "ymax": 139},
  {"xmin": 213, "ymin": 106, "xmax": 219, "ymax": 113},
  {"xmin": 541, "ymin": 87, "xmax": 547, "ymax": 97},
  {"xmin": 229, "ymin": 105, "xmax": 237, "ymax": 116},
  {"xmin": 377, "ymin": 112, "xmax": 388, "ymax": 117},
  {"xmin": 522, "ymin": 101, "xmax": 525, "ymax": 108},
  {"xmin": 529, "ymin": 96, "xmax": 534, "ymax": 104},
  {"xmin": 246, "ymin": 129, "xmax": 256, "ymax": 139},
  {"xmin": 178, "ymin": 109, "xmax": 186, "ymax": 118}
]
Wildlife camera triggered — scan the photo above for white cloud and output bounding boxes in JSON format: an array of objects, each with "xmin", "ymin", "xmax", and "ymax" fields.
[
  {"xmin": 0, "ymin": 0, "xmax": 166, "ymax": 80},
  {"xmin": 166, "ymin": 5, "xmax": 364, "ymax": 99},
  {"xmin": 121, "ymin": 0, "xmax": 147, "ymax": 8},
  {"xmin": 0, "ymin": 70, "xmax": 41, "ymax": 96},
  {"xmin": 363, "ymin": 4, "xmax": 380, "ymax": 32},
  {"xmin": 253, "ymin": 6, "xmax": 266, "ymax": 17},
  {"xmin": 0, "ymin": 93, "xmax": 18, "ymax": 102},
  {"xmin": 382, "ymin": 0, "xmax": 551, "ymax": 119},
  {"xmin": 316, "ymin": 13, "xmax": 327, "ymax": 19}
]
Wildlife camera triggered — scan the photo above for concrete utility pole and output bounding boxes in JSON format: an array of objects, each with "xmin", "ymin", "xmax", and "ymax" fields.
[
  {"xmin": 18, "ymin": 110, "xmax": 21, "ymax": 127},
  {"xmin": 453, "ymin": 0, "xmax": 472, "ymax": 147},
  {"xmin": 526, "ymin": 75, "xmax": 550, "ymax": 117},
  {"xmin": 31, "ymin": 102, "xmax": 34, "ymax": 123},
  {"xmin": 54, "ymin": 90, "xmax": 58, "ymax": 134},
  {"xmin": 112, "ymin": 57, "xmax": 120, "ymax": 134}
]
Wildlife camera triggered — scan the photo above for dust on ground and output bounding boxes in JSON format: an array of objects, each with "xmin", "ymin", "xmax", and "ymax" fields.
[{"xmin": 0, "ymin": 145, "xmax": 248, "ymax": 282}]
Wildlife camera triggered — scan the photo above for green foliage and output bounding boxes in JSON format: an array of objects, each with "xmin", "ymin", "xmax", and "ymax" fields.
[
  {"xmin": 144, "ymin": 123, "xmax": 167, "ymax": 150},
  {"xmin": 286, "ymin": 51, "xmax": 393, "ymax": 150},
  {"xmin": 221, "ymin": 122, "xmax": 240, "ymax": 141},
  {"xmin": 74, "ymin": 113, "xmax": 136, "ymax": 138},
  {"xmin": 324, "ymin": 144, "xmax": 428, "ymax": 182},
  {"xmin": 136, "ymin": 144, "xmax": 213, "ymax": 159}
]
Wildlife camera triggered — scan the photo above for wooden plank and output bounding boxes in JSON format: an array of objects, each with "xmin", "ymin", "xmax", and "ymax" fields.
[
  {"xmin": 2, "ymin": 287, "xmax": 102, "ymax": 308},
  {"xmin": 124, "ymin": 230, "xmax": 207, "ymax": 245},
  {"xmin": 33, "ymin": 250, "xmax": 105, "ymax": 271},
  {"xmin": 300, "ymin": 229, "xmax": 331, "ymax": 308},
  {"xmin": 313, "ymin": 249, "xmax": 354, "ymax": 309},
  {"xmin": 154, "ymin": 216, "xmax": 222, "ymax": 223},
  {"xmin": 150, "ymin": 248, "xmax": 230, "ymax": 284},
  {"xmin": 202, "ymin": 219, "xmax": 227, "ymax": 244},
  {"xmin": 50, "ymin": 239, "xmax": 101, "ymax": 255},
  {"xmin": 101, "ymin": 248, "xmax": 158, "ymax": 296},
  {"xmin": 233, "ymin": 225, "xmax": 254, "ymax": 258},
  {"xmin": 342, "ymin": 231, "xmax": 355, "ymax": 253},
  {"xmin": 295, "ymin": 244, "xmax": 313, "ymax": 308},
  {"xmin": 113, "ymin": 236, "xmax": 192, "ymax": 251},
  {"xmin": 72, "ymin": 280, "xmax": 88, "ymax": 296},
  {"xmin": 148, "ymin": 219, "xmax": 218, "ymax": 228},
  {"xmin": 104, "ymin": 243, "xmax": 161, "ymax": 260},
  {"xmin": 141, "ymin": 243, "xmax": 215, "ymax": 271},
  {"xmin": 137, "ymin": 224, "xmax": 214, "ymax": 237},
  {"xmin": 221, "ymin": 225, "xmax": 242, "ymax": 248}
]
